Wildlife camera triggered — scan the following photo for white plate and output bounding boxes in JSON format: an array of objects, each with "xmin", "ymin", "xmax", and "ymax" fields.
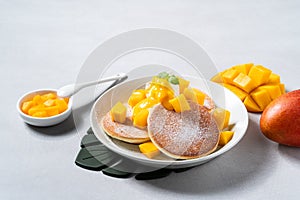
[{"xmin": 90, "ymin": 76, "xmax": 248, "ymax": 169}]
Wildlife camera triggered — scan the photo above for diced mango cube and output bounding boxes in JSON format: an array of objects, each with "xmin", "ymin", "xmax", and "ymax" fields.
[
  {"xmin": 32, "ymin": 95, "xmax": 43, "ymax": 105},
  {"xmin": 161, "ymin": 99, "xmax": 174, "ymax": 111},
  {"xmin": 258, "ymin": 84, "xmax": 282, "ymax": 100},
  {"xmin": 132, "ymin": 98, "xmax": 158, "ymax": 119},
  {"xmin": 248, "ymin": 65, "xmax": 272, "ymax": 86},
  {"xmin": 43, "ymin": 99, "xmax": 55, "ymax": 107},
  {"xmin": 55, "ymin": 99, "xmax": 68, "ymax": 113},
  {"xmin": 233, "ymin": 73, "xmax": 256, "ymax": 93},
  {"xmin": 183, "ymin": 88, "xmax": 197, "ymax": 103},
  {"xmin": 221, "ymin": 69, "xmax": 239, "ymax": 84},
  {"xmin": 110, "ymin": 102, "xmax": 127, "ymax": 123},
  {"xmin": 32, "ymin": 111, "xmax": 47, "ymax": 118},
  {"xmin": 222, "ymin": 83, "xmax": 248, "ymax": 101},
  {"xmin": 28, "ymin": 105, "xmax": 44, "ymax": 116},
  {"xmin": 42, "ymin": 93, "xmax": 57, "ymax": 100},
  {"xmin": 139, "ymin": 142, "xmax": 160, "ymax": 158},
  {"xmin": 268, "ymin": 73, "xmax": 280, "ymax": 84},
  {"xmin": 152, "ymin": 76, "xmax": 173, "ymax": 91},
  {"xmin": 192, "ymin": 88, "xmax": 206, "ymax": 105},
  {"xmin": 212, "ymin": 108, "xmax": 231, "ymax": 130},
  {"xmin": 178, "ymin": 77, "xmax": 190, "ymax": 93},
  {"xmin": 169, "ymin": 94, "xmax": 191, "ymax": 113},
  {"xmin": 45, "ymin": 106, "xmax": 59, "ymax": 117},
  {"xmin": 250, "ymin": 88, "xmax": 272, "ymax": 110},
  {"xmin": 21, "ymin": 101, "xmax": 34, "ymax": 114},
  {"xmin": 133, "ymin": 109, "xmax": 149, "ymax": 128},
  {"xmin": 128, "ymin": 89, "xmax": 146, "ymax": 107},
  {"xmin": 218, "ymin": 131, "xmax": 234, "ymax": 146},
  {"xmin": 243, "ymin": 95, "xmax": 262, "ymax": 112},
  {"xmin": 154, "ymin": 90, "xmax": 168, "ymax": 102},
  {"xmin": 232, "ymin": 63, "xmax": 253, "ymax": 75}
]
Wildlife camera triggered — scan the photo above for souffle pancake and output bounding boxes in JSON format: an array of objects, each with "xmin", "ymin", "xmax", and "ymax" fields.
[{"xmin": 147, "ymin": 101, "xmax": 220, "ymax": 159}]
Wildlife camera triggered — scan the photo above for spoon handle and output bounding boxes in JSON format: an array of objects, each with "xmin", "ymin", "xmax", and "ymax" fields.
[{"xmin": 57, "ymin": 73, "xmax": 127, "ymax": 97}]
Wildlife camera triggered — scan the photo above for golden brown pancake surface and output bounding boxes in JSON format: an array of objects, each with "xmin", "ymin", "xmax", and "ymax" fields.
[{"xmin": 148, "ymin": 102, "xmax": 220, "ymax": 159}]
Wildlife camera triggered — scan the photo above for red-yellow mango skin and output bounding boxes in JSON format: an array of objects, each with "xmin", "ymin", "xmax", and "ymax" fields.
[{"xmin": 260, "ymin": 89, "xmax": 300, "ymax": 147}]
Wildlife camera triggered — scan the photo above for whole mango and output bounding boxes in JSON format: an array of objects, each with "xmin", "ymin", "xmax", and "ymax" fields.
[{"xmin": 260, "ymin": 90, "xmax": 300, "ymax": 147}]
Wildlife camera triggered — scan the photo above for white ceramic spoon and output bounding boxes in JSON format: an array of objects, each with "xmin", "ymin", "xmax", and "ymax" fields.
[{"xmin": 57, "ymin": 73, "xmax": 128, "ymax": 97}]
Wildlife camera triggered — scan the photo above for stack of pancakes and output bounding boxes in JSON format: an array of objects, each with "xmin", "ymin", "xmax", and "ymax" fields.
[{"xmin": 101, "ymin": 100, "xmax": 220, "ymax": 160}]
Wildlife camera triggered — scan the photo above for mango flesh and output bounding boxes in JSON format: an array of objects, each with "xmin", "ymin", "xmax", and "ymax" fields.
[
  {"xmin": 139, "ymin": 141, "xmax": 160, "ymax": 158},
  {"xmin": 260, "ymin": 90, "xmax": 300, "ymax": 147},
  {"xmin": 211, "ymin": 63, "xmax": 285, "ymax": 112},
  {"xmin": 169, "ymin": 94, "xmax": 191, "ymax": 113},
  {"xmin": 21, "ymin": 92, "xmax": 69, "ymax": 117},
  {"xmin": 128, "ymin": 89, "xmax": 146, "ymax": 107},
  {"xmin": 218, "ymin": 131, "xmax": 234, "ymax": 146},
  {"xmin": 133, "ymin": 109, "xmax": 149, "ymax": 128},
  {"xmin": 178, "ymin": 77, "xmax": 190, "ymax": 93},
  {"xmin": 110, "ymin": 102, "xmax": 127, "ymax": 123},
  {"xmin": 212, "ymin": 108, "xmax": 231, "ymax": 130}
]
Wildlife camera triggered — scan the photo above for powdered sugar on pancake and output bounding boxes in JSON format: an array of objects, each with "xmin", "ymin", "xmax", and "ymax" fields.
[{"xmin": 148, "ymin": 102, "xmax": 220, "ymax": 159}]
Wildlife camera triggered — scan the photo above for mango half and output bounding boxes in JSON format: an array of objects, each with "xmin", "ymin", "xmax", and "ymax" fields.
[{"xmin": 211, "ymin": 63, "xmax": 285, "ymax": 112}]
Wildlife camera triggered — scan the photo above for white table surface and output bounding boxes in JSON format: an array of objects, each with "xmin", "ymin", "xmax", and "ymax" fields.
[{"xmin": 1, "ymin": 0, "xmax": 300, "ymax": 199}]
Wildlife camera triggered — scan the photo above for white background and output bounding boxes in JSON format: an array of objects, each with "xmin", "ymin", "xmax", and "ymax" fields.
[{"xmin": 1, "ymin": 0, "xmax": 300, "ymax": 199}]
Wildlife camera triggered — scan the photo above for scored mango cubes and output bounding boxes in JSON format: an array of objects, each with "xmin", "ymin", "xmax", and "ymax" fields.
[{"xmin": 211, "ymin": 63, "xmax": 285, "ymax": 112}]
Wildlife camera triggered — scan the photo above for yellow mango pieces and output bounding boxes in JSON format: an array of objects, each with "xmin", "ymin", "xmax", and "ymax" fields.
[
  {"xmin": 110, "ymin": 102, "xmax": 127, "ymax": 123},
  {"xmin": 221, "ymin": 69, "xmax": 240, "ymax": 84},
  {"xmin": 132, "ymin": 97, "xmax": 158, "ymax": 119},
  {"xmin": 183, "ymin": 87, "xmax": 206, "ymax": 105},
  {"xmin": 21, "ymin": 92, "xmax": 69, "ymax": 118},
  {"xmin": 218, "ymin": 131, "xmax": 234, "ymax": 146},
  {"xmin": 211, "ymin": 63, "xmax": 285, "ymax": 112},
  {"xmin": 178, "ymin": 77, "xmax": 190, "ymax": 93},
  {"xmin": 128, "ymin": 89, "xmax": 146, "ymax": 107},
  {"xmin": 183, "ymin": 87, "xmax": 197, "ymax": 102},
  {"xmin": 144, "ymin": 81, "xmax": 175, "ymax": 111},
  {"xmin": 244, "ymin": 96, "xmax": 262, "ymax": 112},
  {"xmin": 268, "ymin": 73, "xmax": 280, "ymax": 84},
  {"xmin": 248, "ymin": 65, "xmax": 272, "ymax": 87},
  {"xmin": 169, "ymin": 94, "xmax": 191, "ymax": 113},
  {"xmin": 133, "ymin": 109, "xmax": 149, "ymax": 128},
  {"xmin": 192, "ymin": 88, "xmax": 206, "ymax": 105},
  {"xmin": 222, "ymin": 83, "xmax": 248, "ymax": 101},
  {"xmin": 139, "ymin": 142, "xmax": 160, "ymax": 158},
  {"xmin": 151, "ymin": 76, "xmax": 173, "ymax": 91},
  {"xmin": 212, "ymin": 108, "xmax": 231, "ymax": 130},
  {"xmin": 161, "ymin": 98, "xmax": 174, "ymax": 111},
  {"xmin": 232, "ymin": 63, "xmax": 253, "ymax": 74},
  {"xmin": 232, "ymin": 73, "xmax": 256, "ymax": 93}
]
